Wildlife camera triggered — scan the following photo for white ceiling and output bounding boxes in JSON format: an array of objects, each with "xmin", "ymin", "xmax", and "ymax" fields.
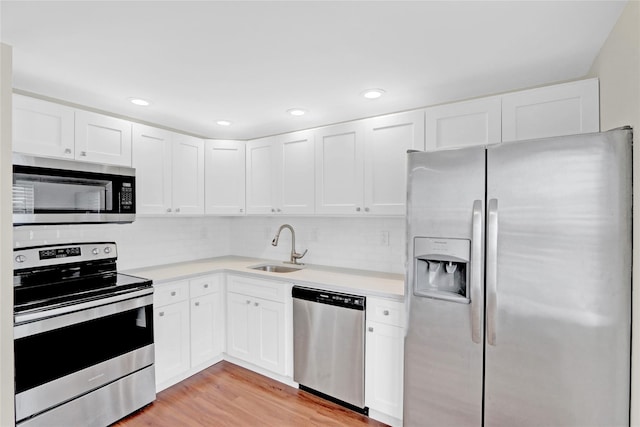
[{"xmin": 0, "ymin": 1, "xmax": 627, "ymax": 140}]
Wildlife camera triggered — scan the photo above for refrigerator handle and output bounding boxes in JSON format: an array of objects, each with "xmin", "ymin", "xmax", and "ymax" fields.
[
  {"xmin": 486, "ymin": 198, "xmax": 498, "ymax": 346},
  {"xmin": 470, "ymin": 199, "xmax": 483, "ymax": 344}
]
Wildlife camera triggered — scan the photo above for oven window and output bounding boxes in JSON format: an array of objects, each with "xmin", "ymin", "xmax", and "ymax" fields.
[
  {"xmin": 14, "ymin": 304, "xmax": 153, "ymax": 393},
  {"xmin": 13, "ymin": 173, "xmax": 112, "ymax": 214}
]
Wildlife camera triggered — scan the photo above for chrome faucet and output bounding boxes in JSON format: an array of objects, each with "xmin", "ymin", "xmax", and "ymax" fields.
[{"xmin": 272, "ymin": 224, "xmax": 308, "ymax": 265}]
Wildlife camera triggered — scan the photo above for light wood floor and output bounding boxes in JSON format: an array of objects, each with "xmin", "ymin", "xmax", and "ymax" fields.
[{"xmin": 115, "ymin": 361, "xmax": 388, "ymax": 426}]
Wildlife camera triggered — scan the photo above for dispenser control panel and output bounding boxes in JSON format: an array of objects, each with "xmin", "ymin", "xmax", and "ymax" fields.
[{"xmin": 414, "ymin": 237, "xmax": 470, "ymax": 303}]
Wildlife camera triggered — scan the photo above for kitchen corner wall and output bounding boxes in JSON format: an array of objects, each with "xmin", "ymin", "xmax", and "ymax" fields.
[
  {"xmin": 229, "ymin": 216, "xmax": 406, "ymax": 275},
  {"xmin": 13, "ymin": 215, "xmax": 406, "ymax": 274}
]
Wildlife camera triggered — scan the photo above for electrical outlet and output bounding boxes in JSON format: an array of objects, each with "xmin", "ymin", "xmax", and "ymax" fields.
[{"xmin": 380, "ymin": 231, "xmax": 389, "ymax": 246}]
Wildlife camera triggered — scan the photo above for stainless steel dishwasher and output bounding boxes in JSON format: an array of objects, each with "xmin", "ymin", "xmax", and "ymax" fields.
[{"xmin": 292, "ymin": 286, "xmax": 367, "ymax": 414}]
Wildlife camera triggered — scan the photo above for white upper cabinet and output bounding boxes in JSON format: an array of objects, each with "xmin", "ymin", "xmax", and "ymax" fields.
[
  {"xmin": 13, "ymin": 94, "xmax": 75, "ymax": 159},
  {"xmin": 364, "ymin": 111, "xmax": 425, "ymax": 215},
  {"xmin": 315, "ymin": 122, "xmax": 365, "ymax": 215},
  {"xmin": 501, "ymin": 78, "xmax": 599, "ymax": 142},
  {"xmin": 75, "ymin": 110, "xmax": 132, "ymax": 166},
  {"xmin": 246, "ymin": 137, "xmax": 276, "ymax": 214},
  {"xmin": 132, "ymin": 124, "xmax": 173, "ymax": 214},
  {"xmin": 425, "ymin": 96, "xmax": 502, "ymax": 151},
  {"xmin": 246, "ymin": 131, "xmax": 315, "ymax": 215},
  {"xmin": 172, "ymin": 133, "xmax": 205, "ymax": 215},
  {"xmin": 204, "ymin": 140, "xmax": 246, "ymax": 215},
  {"xmin": 133, "ymin": 124, "xmax": 204, "ymax": 215},
  {"xmin": 276, "ymin": 130, "xmax": 315, "ymax": 215}
]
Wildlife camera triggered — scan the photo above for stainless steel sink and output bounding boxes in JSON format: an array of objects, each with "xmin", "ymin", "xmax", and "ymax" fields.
[{"xmin": 249, "ymin": 264, "xmax": 303, "ymax": 273}]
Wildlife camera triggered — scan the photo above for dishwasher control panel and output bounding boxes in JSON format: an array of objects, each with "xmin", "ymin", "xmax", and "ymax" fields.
[{"xmin": 292, "ymin": 286, "xmax": 365, "ymax": 310}]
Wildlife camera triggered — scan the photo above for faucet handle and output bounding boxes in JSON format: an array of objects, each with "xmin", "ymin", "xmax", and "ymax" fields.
[{"xmin": 293, "ymin": 249, "xmax": 308, "ymax": 260}]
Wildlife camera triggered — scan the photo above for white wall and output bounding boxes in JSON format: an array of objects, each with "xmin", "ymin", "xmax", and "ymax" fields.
[
  {"xmin": 587, "ymin": 1, "xmax": 640, "ymax": 425},
  {"xmin": 0, "ymin": 42, "xmax": 14, "ymax": 427},
  {"xmin": 13, "ymin": 217, "xmax": 232, "ymax": 270},
  {"xmin": 229, "ymin": 216, "xmax": 405, "ymax": 274}
]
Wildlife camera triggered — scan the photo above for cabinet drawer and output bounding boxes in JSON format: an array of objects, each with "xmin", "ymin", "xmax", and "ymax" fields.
[
  {"xmin": 189, "ymin": 275, "xmax": 220, "ymax": 298},
  {"xmin": 154, "ymin": 281, "xmax": 189, "ymax": 307},
  {"xmin": 367, "ymin": 297, "xmax": 404, "ymax": 327},
  {"xmin": 227, "ymin": 275, "xmax": 286, "ymax": 303}
]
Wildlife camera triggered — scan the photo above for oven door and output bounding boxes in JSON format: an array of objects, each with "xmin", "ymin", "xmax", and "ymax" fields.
[{"xmin": 14, "ymin": 291, "xmax": 154, "ymax": 423}]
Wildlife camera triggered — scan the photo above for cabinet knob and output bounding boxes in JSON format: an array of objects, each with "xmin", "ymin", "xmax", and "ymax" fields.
[
  {"xmin": 277, "ymin": 208, "xmax": 282, "ymax": 213},
  {"xmin": 64, "ymin": 148, "xmax": 72, "ymax": 154},
  {"xmin": 271, "ymin": 208, "xmax": 275, "ymax": 213},
  {"xmin": 167, "ymin": 208, "xmax": 172, "ymax": 213},
  {"xmin": 240, "ymin": 208, "xmax": 244, "ymax": 213},
  {"xmin": 254, "ymin": 302, "xmax": 259, "ymax": 307},
  {"xmin": 195, "ymin": 302, "xmax": 200, "ymax": 307},
  {"xmin": 356, "ymin": 207, "xmax": 361, "ymax": 212},
  {"xmin": 80, "ymin": 151, "xmax": 87, "ymax": 157},
  {"xmin": 175, "ymin": 208, "xmax": 181, "ymax": 213},
  {"xmin": 368, "ymin": 326, "xmax": 374, "ymax": 332},
  {"xmin": 364, "ymin": 207, "xmax": 370, "ymax": 212},
  {"xmin": 246, "ymin": 300, "xmax": 251, "ymax": 304},
  {"xmin": 171, "ymin": 291, "xmax": 176, "ymax": 296},
  {"xmin": 159, "ymin": 312, "xmax": 165, "ymax": 317},
  {"xmin": 383, "ymin": 310, "xmax": 390, "ymax": 316},
  {"xmin": 204, "ymin": 284, "xmax": 209, "ymax": 288}
]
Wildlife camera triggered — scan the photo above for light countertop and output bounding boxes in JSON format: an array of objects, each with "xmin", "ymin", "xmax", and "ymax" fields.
[{"xmin": 124, "ymin": 256, "xmax": 405, "ymax": 300}]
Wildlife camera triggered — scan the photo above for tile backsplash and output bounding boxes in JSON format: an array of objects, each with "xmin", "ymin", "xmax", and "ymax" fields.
[{"xmin": 14, "ymin": 216, "xmax": 406, "ymax": 274}]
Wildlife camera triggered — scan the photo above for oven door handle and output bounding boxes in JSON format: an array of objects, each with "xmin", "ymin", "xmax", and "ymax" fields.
[{"xmin": 14, "ymin": 289, "xmax": 154, "ymax": 339}]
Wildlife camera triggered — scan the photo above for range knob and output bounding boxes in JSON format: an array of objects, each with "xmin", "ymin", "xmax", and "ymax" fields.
[
  {"xmin": 15, "ymin": 255, "xmax": 26, "ymax": 263},
  {"xmin": 104, "ymin": 247, "xmax": 112, "ymax": 254},
  {"xmin": 92, "ymin": 248, "xmax": 99, "ymax": 255}
]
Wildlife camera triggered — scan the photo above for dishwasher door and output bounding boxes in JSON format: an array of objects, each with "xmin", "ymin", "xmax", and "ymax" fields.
[{"xmin": 292, "ymin": 286, "xmax": 366, "ymax": 411}]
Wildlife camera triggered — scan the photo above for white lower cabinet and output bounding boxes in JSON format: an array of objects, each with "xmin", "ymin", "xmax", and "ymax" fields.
[
  {"xmin": 366, "ymin": 297, "xmax": 405, "ymax": 424},
  {"xmin": 226, "ymin": 275, "xmax": 289, "ymax": 376},
  {"xmin": 153, "ymin": 274, "xmax": 223, "ymax": 391}
]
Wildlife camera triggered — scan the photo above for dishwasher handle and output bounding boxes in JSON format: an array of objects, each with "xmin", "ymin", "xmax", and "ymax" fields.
[{"xmin": 292, "ymin": 286, "xmax": 365, "ymax": 310}]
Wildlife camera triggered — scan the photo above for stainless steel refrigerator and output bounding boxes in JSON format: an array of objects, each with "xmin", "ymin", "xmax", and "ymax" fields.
[{"xmin": 404, "ymin": 128, "xmax": 632, "ymax": 426}]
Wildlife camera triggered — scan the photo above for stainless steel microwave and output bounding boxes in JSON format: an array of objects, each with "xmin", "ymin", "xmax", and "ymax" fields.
[{"xmin": 12, "ymin": 154, "xmax": 136, "ymax": 225}]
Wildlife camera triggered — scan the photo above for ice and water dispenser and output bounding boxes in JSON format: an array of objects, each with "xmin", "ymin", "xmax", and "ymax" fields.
[{"xmin": 414, "ymin": 237, "xmax": 470, "ymax": 303}]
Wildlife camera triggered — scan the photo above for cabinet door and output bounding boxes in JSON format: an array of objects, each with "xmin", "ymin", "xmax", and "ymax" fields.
[
  {"xmin": 204, "ymin": 140, "xmax": 246, "ymax": 215},
  {"xmin": 315, "ymin": 122, "xmax": 365, "ymax": 215},
  {"xmin": 276, "ymin": 130, "xmax": 315, "ymax": 214},
  {"xmin": 12, "ymin": 94, "xmax": 75, "ymax": 159},
  {"xmin": 501, "ymin": 78, "xmax": 599, "ymax": 142},
  {"xmin": 364, "ymin": 111, "xmax": 425, "ymax": 215},
  {"xmin": 75, "ymin": 110, "xmax": 132, "ymax": 166},
  {"xmin": 425, "ymin": 97, "xmax": 501, "ymax": 151},
  {"xmin": 172, "ymin": 134, "xmax": 205, "ymax": 214},
  {"xmin": 132, "ymin": 124, "xmax": 173, "ymax": 215},
  {"xmin": 253, "ymin": 297, "xmax": 286, "ymax": 375},
  {"xmin": 226, "ymin": 292, "xmax": 253, "ymax": 361},
  {"xmin": 246, "ymin": 137, "xmax": 276, "ymax": 214},
  {"xmin": 190, "ymin": 292, "xmax": 223, "ymax": 367},
  {"xmin": 154, "ymin": 300, "xmax": 190, "ymax": 387},
  {"xmin": 365, "ymin": 321, "xmax": 404, "ymax": 419}
]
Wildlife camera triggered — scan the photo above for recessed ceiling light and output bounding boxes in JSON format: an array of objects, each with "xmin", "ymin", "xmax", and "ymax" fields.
[
  {"xmin": 129, "ymin": 98, "xmax": 151, "ymax": 106},
  {"xmin": 216, "ymin": 120, "xmax": 232, "ymax": 126},
  {"xmin": 362, "ymin": 89, "xmax": 385, "ymax": 99},
  {"xmin": 287, "ymin": 108, "xmax": 307, "ymax": 116}
]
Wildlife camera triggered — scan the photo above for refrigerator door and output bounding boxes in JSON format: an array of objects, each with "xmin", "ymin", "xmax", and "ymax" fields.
[
  {"xmin": 484, "ymin": 128, "xmax": 632, "ymax": 426},
  {"xmin": 404, "ymin": 146, "xmax": 485, "ymax": 427}
]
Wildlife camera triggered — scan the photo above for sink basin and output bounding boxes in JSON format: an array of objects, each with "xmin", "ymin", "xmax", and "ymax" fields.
[{"xmin": 249, "ymin": 264, "xmax": 303, "ymax": 273}]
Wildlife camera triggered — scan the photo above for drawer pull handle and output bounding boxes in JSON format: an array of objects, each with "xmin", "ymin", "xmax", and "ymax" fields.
[
  {"xmin": 195, "ymin": 302, "xmax": 200, "ymax": 307},
  {"xmin": 368, "ymin": 327, "xmax": 374, "ymax": 332},
  {"xmin": 383, "ymin": 310, "xmax": 390, "ymax": 316},
  {"xmin": 204, "ymin": 284, "xmax": 209, "ymax": 288},
  {"xmin": 171, "ymin": 291, "xmax": 176, "ymax": 296},
  {"xmin": 159, "ymin": 312, "xmax": 165, "ymax": 317}
]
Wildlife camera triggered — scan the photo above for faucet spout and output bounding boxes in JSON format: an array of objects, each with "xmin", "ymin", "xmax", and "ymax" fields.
[{"xmin": 271, "ymin": 224, "xmax": 307, "ymax": 265}]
